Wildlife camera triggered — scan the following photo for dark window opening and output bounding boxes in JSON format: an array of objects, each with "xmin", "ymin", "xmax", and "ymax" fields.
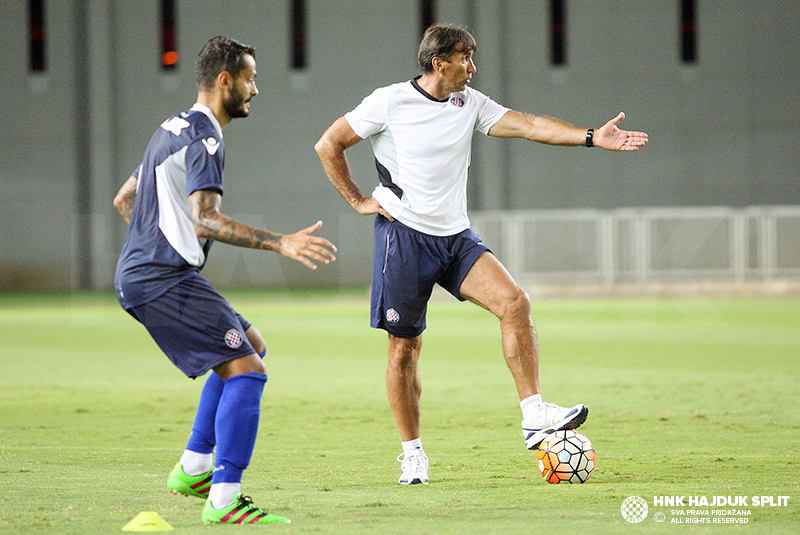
[
  {"xmin": 420, "ymin": 0, "xmax": 436, "ymax": 40},
  {"xmin": 291, "ymin": 0, "xmax": 307, "ymax": 70},
  {"xmin": 680, "ymin": 0, "xmax": 697, "ymax": 63},
  {"xmin": 550, "ymin": 0, "xmax": 567, "ymax": 66},
  {"xmin": 161, "ymin": 0, "xmax": 178, "ymax": 71},
  {"xmin": 29, "ymin": 0, "xmax": 45, "ymax": 72}
]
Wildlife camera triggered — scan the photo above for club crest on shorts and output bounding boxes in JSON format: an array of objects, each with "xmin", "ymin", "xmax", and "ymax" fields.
[
  {"xmin": 386, "ymin": 308, "xmax": 400, "ymax": 324},
  {"xmin": 224, "ymin": 329, "xmax": 244, "ymax": 349}
]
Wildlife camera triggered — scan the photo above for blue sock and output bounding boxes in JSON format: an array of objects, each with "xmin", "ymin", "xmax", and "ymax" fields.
[
  {"xmin": 184, "ymin": 352, "xmax": 265, "ymax": 454},
  {"xmin": 186, "ymin": 372, "xmax": 224, "ymax": 454},
  {"xmin": 212, "ymin": 372, "xmax": 267, "ymax": 484}
]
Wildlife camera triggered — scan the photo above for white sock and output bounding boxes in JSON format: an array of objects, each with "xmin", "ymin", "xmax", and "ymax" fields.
[
  {"xmin": 209, "ymin": 482, "xmax": 241, "ymax": 509},
  {"xmin": 402, "ymin": 438, "xmax": 424, "ymax": 456},
  {"xmin": 520, "ymin": 394, "xmax": 543, "ymax": 423},
  {"xmin": 179, "ymin": 450, "xmax": 213, "ymax": 476}
]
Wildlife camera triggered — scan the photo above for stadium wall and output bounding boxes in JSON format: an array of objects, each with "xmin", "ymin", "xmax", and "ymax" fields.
[{"xmin": 0, "ymin": 0, "xmax": 798, "ymax": 291}]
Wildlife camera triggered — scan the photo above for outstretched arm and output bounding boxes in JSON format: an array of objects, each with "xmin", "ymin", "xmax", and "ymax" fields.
[
  {"xmin": 488, "ymin": 111, "xmax": 648, "ymax": 151},
  {"xmin": 314, "ymin": 117, "xmax": 393, "ymax": 220},
  {"xmin": 113, "ymin": 174, "xmax": 139, "ymax": 223},
  {"xmin": 189, "ymin": 189, "xmax": 337, "ymax": 270}
]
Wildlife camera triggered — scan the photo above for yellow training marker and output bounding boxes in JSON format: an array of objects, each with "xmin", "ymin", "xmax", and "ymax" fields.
[{"xmin": 121, "ymin": 511, "xmax": 174, "ymax": 531}]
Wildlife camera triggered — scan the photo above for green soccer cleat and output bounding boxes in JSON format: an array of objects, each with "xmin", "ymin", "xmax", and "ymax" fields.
[
  {"xmin": 167, "ymin": 463, "xmax": 212, "ymax": 499},
  {"xmin": 201, "ymin": 493, "xmax": 290, "ymax": 525}
]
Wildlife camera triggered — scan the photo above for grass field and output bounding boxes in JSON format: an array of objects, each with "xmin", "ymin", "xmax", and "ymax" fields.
[{"xmin": 1, "ymin": 290, "xmax": 798, "ymax": 534}]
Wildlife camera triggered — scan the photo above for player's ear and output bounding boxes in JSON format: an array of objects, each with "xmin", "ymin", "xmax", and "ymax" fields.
[
  {"xmin": 217, "ymin": 70, "xmax": 233, "ymax": 91},
  {"xmin": 431, "ymin": 56, "xmax": 444, "ymax": 73}
]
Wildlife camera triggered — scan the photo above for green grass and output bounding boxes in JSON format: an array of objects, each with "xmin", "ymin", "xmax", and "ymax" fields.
[{"xmin": 1, "ymin": 290, "xmax": 798, "ymax": 534}]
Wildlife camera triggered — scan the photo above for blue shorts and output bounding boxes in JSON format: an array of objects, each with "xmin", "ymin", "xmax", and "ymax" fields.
[
  {"xmin": 123, "ymin": 273, "xmax": 255, "ymax": 379},
  {"xmin": 371, "ymin": 215, "xmax": 490, "ymax": 338}
]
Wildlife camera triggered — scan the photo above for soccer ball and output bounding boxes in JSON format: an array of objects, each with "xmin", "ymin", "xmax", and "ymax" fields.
[{"xmin": 537, "ymin": 430, "xmax": 595, "ymax": 484}]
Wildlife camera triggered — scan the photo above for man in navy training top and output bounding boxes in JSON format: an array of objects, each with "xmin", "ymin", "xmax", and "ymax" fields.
[
  {"xmin": 315, "ymin": 23, "xmax": 648, "ymax": 485},
  {"xmin": 114, "ymin": 36, "xmax": 337, "ymax": 525}
]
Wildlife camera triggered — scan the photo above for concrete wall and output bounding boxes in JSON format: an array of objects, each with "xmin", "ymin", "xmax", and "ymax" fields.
[{"xmin": 1, "ymin": 0, "xmax": 798, "ymax": 291}]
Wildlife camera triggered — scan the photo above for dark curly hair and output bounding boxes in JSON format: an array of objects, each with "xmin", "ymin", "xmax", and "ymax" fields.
[{"xmin": 195, "ymin": 36, "xmax": 256, "ymax": 90}]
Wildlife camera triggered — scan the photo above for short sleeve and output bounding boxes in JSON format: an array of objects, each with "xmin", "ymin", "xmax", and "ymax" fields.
[
  {"xmin": 344, "ymin": 87, "xmax": 389, "ymax": 139},
  {"xmin": 472, "ymin": 90, "xmax": 511, "ymax": 135},
  {"xmin": 185, "ymin": 137, "xmax": 224, "ymax": 196}
]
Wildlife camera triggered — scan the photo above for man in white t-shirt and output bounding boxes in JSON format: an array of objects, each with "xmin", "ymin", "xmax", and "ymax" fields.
[{"xmin": 315, "ymin": 23, "xmax": 648, "ymax": 485}]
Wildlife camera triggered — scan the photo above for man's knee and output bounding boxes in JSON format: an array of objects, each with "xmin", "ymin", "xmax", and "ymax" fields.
[
  {"xmin": 214, "ymin": 353, "xmax": 267, "ymax": 380},
  {"xmin": 388, "ymin": 334, "xmax": 421, "ymax": 369},
  {"xmin": 499, "ymin": 285, "xmax": 531, "ymax": 321}
]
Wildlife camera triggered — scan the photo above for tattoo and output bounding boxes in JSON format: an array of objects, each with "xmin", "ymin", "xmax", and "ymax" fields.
[
  {"xmin": 120, "ymin": 193, "xmax": 135, "ymax": 220},
  {"xmin": 114, "ymin": 176, "xmax": 139, "ymax": 223},
  {"xmin": 190, "ymin": 190, "xmax": 282, "ymax": 250}
]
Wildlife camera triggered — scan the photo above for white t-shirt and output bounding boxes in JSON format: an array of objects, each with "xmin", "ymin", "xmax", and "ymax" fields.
[{"xmin": 345, "ymin": 78, "xmax": 509, "ymax": 236}]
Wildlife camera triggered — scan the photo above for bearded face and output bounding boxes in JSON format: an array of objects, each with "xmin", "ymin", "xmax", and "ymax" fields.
[{"xmin": 223, "ymin": 80, "xmax": 251, "ymax": 119}]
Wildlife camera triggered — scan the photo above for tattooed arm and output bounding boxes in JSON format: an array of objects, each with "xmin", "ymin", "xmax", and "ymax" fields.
[
  {"xmin": 113, "ymin": 175, "xmax": 139, "ymax": 224},
  {"xmin": 188, "ymin": 189, "xmax": 337, "ymax": 270}
]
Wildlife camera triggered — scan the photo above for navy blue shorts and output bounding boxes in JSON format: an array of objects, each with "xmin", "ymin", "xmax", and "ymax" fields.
[
  {"xmin": 124, "ymin": 273, "xmax": 255, "ymax": 379},
  {"xmin": 371, "ymin": 215, "xmax": 490, "ymax": 338}
]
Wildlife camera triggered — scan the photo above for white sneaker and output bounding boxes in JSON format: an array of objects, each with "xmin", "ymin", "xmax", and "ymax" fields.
[
  {"xmin": 522, "ymin": 402, "xmax": 588, "ymax": 450},
  {"xmin": 397, "ymin": 451, "xmax": 429, "ymax": 485}
]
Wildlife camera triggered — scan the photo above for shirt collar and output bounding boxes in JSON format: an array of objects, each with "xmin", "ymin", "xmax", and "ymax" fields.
[
  {"xmin": 190, "ymin": 103, "xmax": 223, "ymax": 139},
  {"xmin": 410, "ymin": 75, "xmax": 450, "ymax": 103}
]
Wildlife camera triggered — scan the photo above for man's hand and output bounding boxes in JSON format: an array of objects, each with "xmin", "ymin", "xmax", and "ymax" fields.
[
  {"xmin": 277, "ymin": 220, "xmax": 338, "ymax": 270},
  {"xmin": 593, "ymin": 112, "xmax": 649, "ymax": 151},
  {"xmin": 354, "ymin": 197, "xmax": 394, "ymax": 221}
]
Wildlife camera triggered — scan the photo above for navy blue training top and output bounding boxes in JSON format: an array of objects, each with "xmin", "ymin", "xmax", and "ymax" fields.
[{"xmin": 115, "ymin": 104, "xmax": 225, "ymax": 309}]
